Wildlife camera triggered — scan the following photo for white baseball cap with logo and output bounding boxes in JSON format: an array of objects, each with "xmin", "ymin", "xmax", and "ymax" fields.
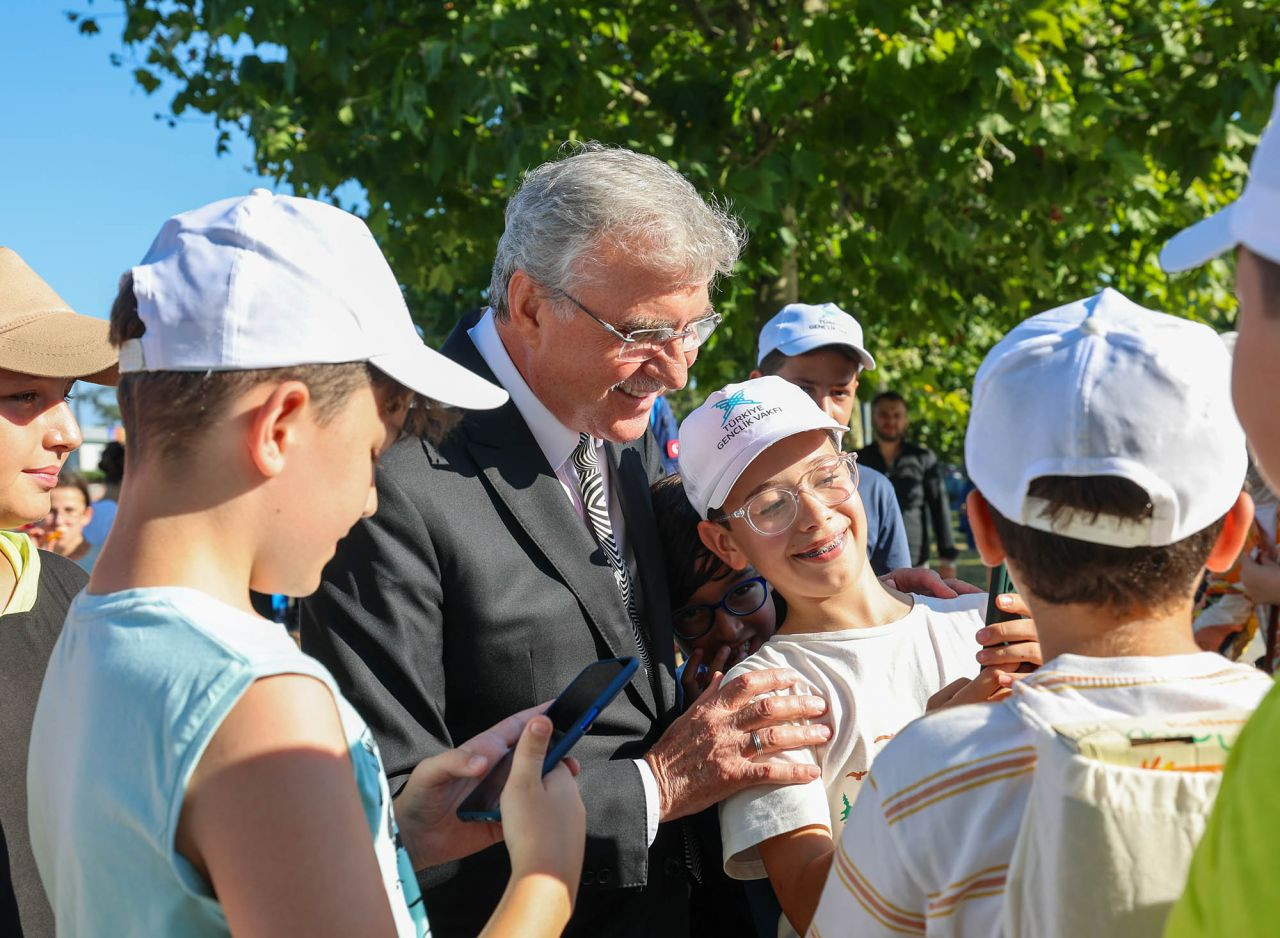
[
  {"xmin": 678, "ymin": 375, "xmax": 844, "ymax": 519},
  {"xmin": 119, "ymin": 188, "xmax": 509, "ymax": 410},
  {"xmin": 1161, "ymin": 83, "xmax": 1280, "ymax": 271},
  {"xmin": 966, "ymin": 288, "xmax": 1245, "ymax": 547},
  {"xmin": 756, "ymin": 302, "xmax": 876, "ymax": 371}
]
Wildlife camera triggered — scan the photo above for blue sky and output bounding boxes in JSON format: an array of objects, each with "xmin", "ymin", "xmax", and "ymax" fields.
[{"xmin": 1, "ymin": 4, "xmax": 274, "ymax": 319}]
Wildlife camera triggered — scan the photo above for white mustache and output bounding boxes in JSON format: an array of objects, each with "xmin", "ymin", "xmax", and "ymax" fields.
[{"xmin": 613, "ymin": 377, "xmax": 669, "ymax": 397}]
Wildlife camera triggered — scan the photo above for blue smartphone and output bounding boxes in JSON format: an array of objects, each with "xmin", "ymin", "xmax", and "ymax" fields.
[{"xmin": 456, "ymin": 656, "xmax": 639, "ymax": 822}]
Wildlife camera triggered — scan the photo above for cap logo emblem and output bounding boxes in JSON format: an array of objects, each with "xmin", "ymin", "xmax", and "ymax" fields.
[{"xmin": 714, "ymin": 389, "xmax": 762, "ymax": 427}]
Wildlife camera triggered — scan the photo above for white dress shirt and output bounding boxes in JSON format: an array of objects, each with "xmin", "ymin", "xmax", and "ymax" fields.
[{"xmin": 468, "ymin": 309, "xmax": 662, "ymax": 845}]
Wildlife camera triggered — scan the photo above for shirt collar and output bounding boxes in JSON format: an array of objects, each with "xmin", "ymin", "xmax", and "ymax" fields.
[
  {"xmin": 0, "ymin": 530, "xmax": 40, "ymax": 615},
  {"xmin": 468, "ymin": 308, "xmax": 595, "ymax": 470}
]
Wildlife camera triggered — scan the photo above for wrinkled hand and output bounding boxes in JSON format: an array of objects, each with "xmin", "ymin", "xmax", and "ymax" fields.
[
  {"xmin": 1241, "ymin": 552, "xmax": 1280, "ymax": 605},
  {"xmin": 881, "ymin": 567, "xmax": 983, "ymax": 598},
  {"xmin": 974, "ymin": 593, "xmax": 1042, "ymax": 674},
  {"xmin": 394, "ymin": 704, "xmax": 578, "ymax": 870},
  {"xmin": 498, "ymin": 717, "xmax": 586, "ymax": 888},
  {"xmin": 927, "ymin": 668, "xmax": 1018, "ymax": 711},
  {"xmin": 645, "ymin": 668, "xmax": 830, "ymax": 822}
]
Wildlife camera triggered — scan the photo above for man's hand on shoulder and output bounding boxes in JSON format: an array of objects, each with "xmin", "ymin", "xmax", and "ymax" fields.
[
  {"xmin": 880, "ymin": 566, "xmax": 982, "ymax": 597},
  {"xmin": 643, "ymin": 668, "xmax": 830, "ymax": 822}
]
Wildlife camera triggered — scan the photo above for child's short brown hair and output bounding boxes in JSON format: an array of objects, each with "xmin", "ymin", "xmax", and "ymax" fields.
[
  {"xmin": 109, "ymin": 273, "xmax": 456, "ymax": 462},
  {"xmin": 988, "ymin": 475, "xmax": 1227, "ymax": 613}
]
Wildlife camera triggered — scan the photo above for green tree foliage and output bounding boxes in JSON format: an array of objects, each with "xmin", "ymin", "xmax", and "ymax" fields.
[{"xmin": 76, "ymin": 0, "xmax": 1280, "ymax": 458}]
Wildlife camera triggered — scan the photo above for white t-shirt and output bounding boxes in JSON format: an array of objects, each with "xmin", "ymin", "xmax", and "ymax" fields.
[
  {"xmin": 808, "ymin": 652, "xmax": 1273, "ymax": 938},
  {"xmin": 718, "ymin": 592, "xmax": 986, "ymax": 882},
  {"xmin": 28, "ymin": 587, "xmax": 429, "ymax": 937}
]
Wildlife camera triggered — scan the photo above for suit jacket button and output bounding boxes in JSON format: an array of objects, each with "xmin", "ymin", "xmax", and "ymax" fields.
[
  {"xmin": 663, "ymin": 857, "xmax": 682, "ymax": 877},
  {"xmin": 582, "ymin": 870, "xmax": 595, "ymax": 885},
  {"xmin": 598, "ymin": 867, "xmax": 611, "ymax": 884}
]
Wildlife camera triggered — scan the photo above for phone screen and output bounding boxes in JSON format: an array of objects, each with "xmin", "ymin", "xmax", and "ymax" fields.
[{"xmin": 456, "ymin": 658, "xmax": 633, "ymax": 819}]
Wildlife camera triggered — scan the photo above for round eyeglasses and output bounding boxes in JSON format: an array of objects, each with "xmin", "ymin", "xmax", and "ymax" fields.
[
  {"xmin": 555, "ymin": 289, "xmax": 722, "ymax": 362},
  {"xmin": 713, "ymin": 453, "xmax": 860, "ymax": 537},
  {"xmin": 672, "ymin": 575, "xmax": 770, "ymax": 641}
]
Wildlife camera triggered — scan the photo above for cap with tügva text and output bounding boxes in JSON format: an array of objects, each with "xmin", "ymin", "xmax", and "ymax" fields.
[{"xmin": 678, "ymin": 376, "xmax": 843, "ymax": 519}]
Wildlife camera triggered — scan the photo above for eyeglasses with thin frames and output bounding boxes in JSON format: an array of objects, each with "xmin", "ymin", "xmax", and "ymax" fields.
[
  {"xmin": 712, "ymin": 452, "xmax": 860, "ymax": 537},
  {"xmin": 554, "ymin": 289, "xmax": 722, "ymax": 362}
]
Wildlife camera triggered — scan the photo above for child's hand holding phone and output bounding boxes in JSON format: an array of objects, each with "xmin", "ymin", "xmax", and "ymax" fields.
[
  {"xmin": 497, "ymin": 717, "xmax": 586, "ymax": 886},
  {"xmin": 976, "ymin": 565, "xmax": 1041, "ymax": 675},
  {"xmin": 975, "ymin": 593, "xmax": 1042, "ymax": 674}
]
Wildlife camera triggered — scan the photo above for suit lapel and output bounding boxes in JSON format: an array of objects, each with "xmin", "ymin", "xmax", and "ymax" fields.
[{"xmin": 444, "ymin": 318, "xmax": 660, "ymax": 718}]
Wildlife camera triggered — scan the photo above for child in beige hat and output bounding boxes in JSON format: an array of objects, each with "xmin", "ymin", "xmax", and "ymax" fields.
[{"xmin": 0, "ymin": 246, "xmax": 116, "ymax": 938}]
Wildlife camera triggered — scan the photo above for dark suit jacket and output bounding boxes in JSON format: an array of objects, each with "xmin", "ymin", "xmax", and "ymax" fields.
[{"xmin": 301, "ymin": 312, "xmax": 689, "ymax": 937}]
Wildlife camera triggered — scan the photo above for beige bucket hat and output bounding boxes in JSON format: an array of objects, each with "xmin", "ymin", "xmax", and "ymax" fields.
[{"xmin": 0, "ymin": 248, "xmax": 117, "ymax": 385}]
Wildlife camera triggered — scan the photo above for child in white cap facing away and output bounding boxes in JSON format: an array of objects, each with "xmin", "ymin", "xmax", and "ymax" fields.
[
  {"xmin": 677, "ymin": 375, "xmax": 1038, "ymax": 936},
  {"xmin": 808, "ymin": 289, "xmax": 1273, "ymax": 938},
  {"xmin": 26, "ymin": 191, "xmax": 585, "ymax": 938}
]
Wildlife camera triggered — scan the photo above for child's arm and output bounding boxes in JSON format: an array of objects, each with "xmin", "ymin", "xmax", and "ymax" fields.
[
  {"xmin": 758, "ymin": 824, "xmax": 835, "ymax": 935},
  {"xmin": 175, "ymin": 674, "xmax": 407, "ymax": 937}
]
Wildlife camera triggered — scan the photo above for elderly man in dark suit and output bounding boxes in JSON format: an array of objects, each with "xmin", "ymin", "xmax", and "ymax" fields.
[{"xmin": 301, "ymin": 146, "xmax": 835, "ymax": 937}]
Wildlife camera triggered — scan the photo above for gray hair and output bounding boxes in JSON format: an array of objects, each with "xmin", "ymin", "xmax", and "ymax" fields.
[{"xmin": 488, "ymin": 143, "xmax": 746, "ymax": 319}]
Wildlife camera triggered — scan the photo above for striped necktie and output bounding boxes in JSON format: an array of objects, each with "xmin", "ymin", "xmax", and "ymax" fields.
[{"xmin": 571, "ymin": 433, "xmax": 651, "ymax": 673}]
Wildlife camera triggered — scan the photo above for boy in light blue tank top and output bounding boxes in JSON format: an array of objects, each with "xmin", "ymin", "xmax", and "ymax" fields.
[{"xmin": 27, "ymin": 192, "xmax": 587, "ymax": 937}]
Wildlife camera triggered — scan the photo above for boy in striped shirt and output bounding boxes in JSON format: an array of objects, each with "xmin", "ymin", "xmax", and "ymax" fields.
[{"xmin": 808, "ymin": 289, "xmax": 1273, "ymax": 937}]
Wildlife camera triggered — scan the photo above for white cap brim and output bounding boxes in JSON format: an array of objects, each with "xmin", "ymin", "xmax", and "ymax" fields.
[
  {"xmin": 770, "ymin": 335, "xmax": 876, "ymax": 371},
  {"xmin": 371, "ymin": 344, "xmax": 509, "ymax": 410},
  {"xmin": 704, "ymin": 414, "xmax": 844, "ymax": 518},
  {"xmin": 1159, "ymin": 203, "xmax": 1239, "ymax": 273}
]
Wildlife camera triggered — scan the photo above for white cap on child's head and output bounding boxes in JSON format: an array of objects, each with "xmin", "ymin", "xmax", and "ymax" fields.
[
  {"xmin": 756, "ymin": 302, "xmax": 876, "ymax": 371},
  {"xmin": 966, "ymin": 288, "xmax": 1246, "ymax": 548},
  {"xmin": 1161, "ymin": 83, "xmax": 1280, "ymax": 271},
  {"xmin": 119, "ymin": 189, "xmax": 508, "ymax": 410},
  {"xmin": 677, "ymin": 375, "xmax": 844, "ymax": 519}
]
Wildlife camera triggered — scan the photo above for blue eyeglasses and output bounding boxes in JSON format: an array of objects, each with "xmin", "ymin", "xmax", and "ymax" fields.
[{"xmin": 671, "ymin": 575, "xmax": 769, "ymax": 641}]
